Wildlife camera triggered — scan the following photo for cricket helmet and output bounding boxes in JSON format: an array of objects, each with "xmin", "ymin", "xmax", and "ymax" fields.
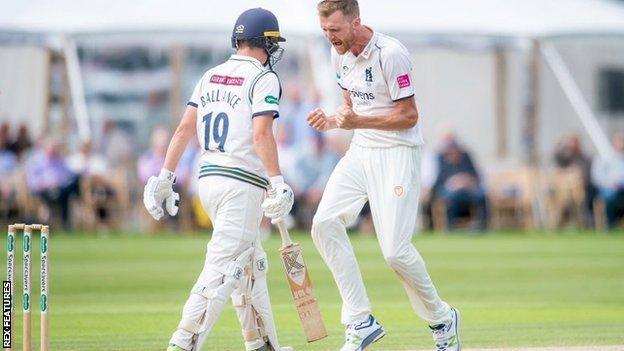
[{"xmin": 231, "ymin": 8, "xmax": 286, "ymax": 68}]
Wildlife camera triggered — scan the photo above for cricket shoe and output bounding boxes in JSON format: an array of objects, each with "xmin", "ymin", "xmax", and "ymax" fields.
[
  {"xmin": 251, "ymin": 344, "xmax": 294, "ymax": 351},
  {"xmin": 166, "ymin": 344, "xmax": 188, "ymax": 351},
  {"xmin": 340, "ymin": 314, "xmax": 385, "ymax": 351},
  {"xmin": 429, "ymin": 307, "xmax": 461, "ymax": 351}
]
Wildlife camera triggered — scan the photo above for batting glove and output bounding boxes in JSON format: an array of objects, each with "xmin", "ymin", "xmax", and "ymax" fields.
[
  {"xmin": 261, "ymin": 176, "xmax": 294, "ymax": 224},
  {"xmin": 143, "ymin": 168, "xmax": 180, "ymax": 221}
]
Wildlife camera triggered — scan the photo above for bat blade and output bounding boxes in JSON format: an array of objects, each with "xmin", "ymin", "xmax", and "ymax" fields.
[{"xmin": 280, "ymin": 243, "xmax": 328, "ymax": 342}]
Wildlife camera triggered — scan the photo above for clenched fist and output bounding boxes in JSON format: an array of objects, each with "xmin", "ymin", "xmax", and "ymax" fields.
[
  {"xmin": 335, "ymin": 105, "xmax": 359, "ymax": 130},
  {"xmin": 307, "ymin": 108, "xmax": 336, "ymax": 132}
]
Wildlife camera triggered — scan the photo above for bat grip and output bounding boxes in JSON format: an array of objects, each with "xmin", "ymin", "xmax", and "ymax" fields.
[{"xmin": 276, "ymin": 220, "xmax": 293, "ymax": 247}]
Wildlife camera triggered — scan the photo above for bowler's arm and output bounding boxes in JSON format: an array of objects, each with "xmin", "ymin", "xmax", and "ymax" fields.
[
  {"xmin": 163, "ymin": 106, "xmax": 197, "ymax": 172},
  {"xmin": 307, "ymin": 90, "xmax": 352, "ymax": 131},
  {"xmin": 344, "ymin": 96, "xmax": 418, "ymax": 131}
]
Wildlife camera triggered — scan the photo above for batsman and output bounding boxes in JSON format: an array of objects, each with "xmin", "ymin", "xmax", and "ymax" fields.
[
  {"xmin": 308, "ymin": 1, "xmax": 461, "ymax": 350},
  {"xmin": 143, "ymin": 8, "xmax": 295, "ymax": 351}
]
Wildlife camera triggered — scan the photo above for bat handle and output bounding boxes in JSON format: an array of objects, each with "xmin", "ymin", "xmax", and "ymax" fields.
[{"xmin": 276, "ymin": 220, "xmax": 293, "ymax": 247}]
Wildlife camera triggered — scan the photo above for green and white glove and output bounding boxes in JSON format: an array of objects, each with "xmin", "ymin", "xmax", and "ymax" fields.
[{"xmin": 143, "ymin": 169, "xmax": 180, "ymax": 221}]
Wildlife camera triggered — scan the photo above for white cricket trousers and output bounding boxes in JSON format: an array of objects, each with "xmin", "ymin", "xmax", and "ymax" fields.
[
  {"xmin": 311, "ymin": 144, "xmax": 451, "ymax": 325},
  {"xmin": 169, "ymin": 176, "xmax": 266, "ymax": 349}
]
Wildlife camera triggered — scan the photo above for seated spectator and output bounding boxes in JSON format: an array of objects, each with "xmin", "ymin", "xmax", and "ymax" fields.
[
  {"xmin": 292, "ymin": 132, "xmax": 340, "ymax": 229},
  {"xmin": 9, "ymin": 123, "xmax": 33, "ymax": 159},
  {"xmin": 591, "ymin": 132, "xmax": 624, "ymax": 229},
  {"xmin": 0, "ymin": 122, "xmax": 17, "ymax": 173},
  {"xmin": 138, "ymin": 126, "xmax": 170, "ymax": 184},
  {"xmin": 67, "ymin": 141, "xmax": 115, "ymax": 223},
  {"xmin": 553, "ymin": 133, "xmax": 594, "ymax": 225},
  {"xmin": 67, "ymin": 140, "xmax": 109, "ymax": 179},
  {"xmin": 0, "ymin": 123, "xmax": 19, "ymax": 220},
  {"xmin": 432, "ymin": 133, "xmax": 487, "ymax": 231},
  {"xmin": 25, "ymin": 138, "xmax": 80, "ymax": 230}
]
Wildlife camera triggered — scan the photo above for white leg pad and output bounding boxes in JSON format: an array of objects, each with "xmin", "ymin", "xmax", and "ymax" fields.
[
  {"xmin": 170, "ymin": 247, "xmax": 255, "ymax": 351},
  {"xmin": 232, "ymin": 248, "xmax": 286, "ymax": 351}
]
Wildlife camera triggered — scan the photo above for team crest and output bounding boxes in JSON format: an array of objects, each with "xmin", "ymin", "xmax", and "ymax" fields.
[
  {"xmin": 257, "ymin": 259, "xmax": 266, "ymax": 271},
  {"xmin": 235, "ymin": 25, "xmax": 245, "ymax": 34},
  {"xmin": 365, "ymin": 67, "xmax": 373, "ymax": 82},
  {"xmin": 233, "ymin": 267, "xmax": 243, "ymax": 280},
  {"xmin": 394, "ymin": 185, "xmax": 404, "ymax": 197}
]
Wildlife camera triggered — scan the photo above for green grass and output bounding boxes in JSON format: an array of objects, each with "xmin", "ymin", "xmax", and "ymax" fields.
[{"xmin": 1, "ymin": 231, "xmax": 623, "ymax": 350}]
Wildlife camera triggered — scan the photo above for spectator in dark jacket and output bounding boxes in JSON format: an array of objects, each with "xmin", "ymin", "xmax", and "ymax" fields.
[
  {"xmin": 432, "ymin": 133, "xmax": 487, "ymax": 230},
  {"xmin": 553, "ymin": 133, "xmax": 594, "ymax": 226},
  {"xmin": 26, "ymin": 138, "xmax": 80, "ymax": 230}
]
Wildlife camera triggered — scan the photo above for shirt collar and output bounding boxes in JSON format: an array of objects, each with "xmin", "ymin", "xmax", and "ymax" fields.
[
  {"xmin": 358, "ymin": 27, "xmax": 378, "ymax": 60},
  {"xmin": 230, "ymin": 54, "xmax": 264, "ymax": 66}
]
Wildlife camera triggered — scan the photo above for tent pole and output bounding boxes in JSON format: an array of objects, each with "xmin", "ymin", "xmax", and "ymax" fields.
[
  {"xmin": 540, "ymin": 42, "xmax": 613, "ymax": 160},
  {"xmin": 494, "ymin": 47, "xmax": 508, "ymax": 158},
  {"xmin": 41, "ymin": 49, "xmax": 52, "ymax": 136},
  {"xmin": 170, "ymin": 45, "xmax": 184, "ymax": 130},
  {"xmin": 526, "ymin": 39, "xmax": 540, "ymax": 165},
  {"xmin": 62, "ymin": 37, "xmax": 91, "ymax": 142}
]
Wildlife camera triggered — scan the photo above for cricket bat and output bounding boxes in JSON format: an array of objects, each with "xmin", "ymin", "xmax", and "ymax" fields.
[{"xmin": 276, "ymin": 221, "xmax": 328, "ymax": 342}]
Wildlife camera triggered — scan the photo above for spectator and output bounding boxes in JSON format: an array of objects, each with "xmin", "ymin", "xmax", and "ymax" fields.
[
  {"xmin": 25, "ymin": 138, "xmax": 80, "ymax": 230},
  {"xmin": 67, "ymin": 140, "xmax": 109, "ymax": 179},
  {"xmin": 9, "ymin": 123, "xmax": 33, "ymax": 159},
  {"xmin": 67, "ymin": 141, "xmax": 115, "ymax": 224},
  {"xmin": 553, "ymin": 133, "xmax": 594, "ymax": 225},
  {"xmin": 101, "ymin": 119, "xmax": 136, "ymax": 169},
  {"xmin": 432, "ymin": 133, "xmax": 487, "ymax": 231},
  {"xmin": 292, "ymin": 132, "xmax": 340, "ymax": 228},
  {"xmin": 276, "ymin": 122, "xmax": 298, "ymax": 188},
  {"xmin": 0, "ymin": 123, "xmax": 19, "ymax": 220},
  {"xmin": 280, "ymin": 82, "xmax": 317, "ymax": 149},
  {"xmin": 591, "ymin": 132, "xmax": 624, "ymax": 229},
  {"xmin": 0, "ymin": 122, "xmax": 9, "ymax": 149},
  {"xmin": 0, "ymin": 122, "xmax": 17, "ymax": 172},
  {"xmin": 138, "ymin": 126, "xmax": 170, "ymax": 184}
]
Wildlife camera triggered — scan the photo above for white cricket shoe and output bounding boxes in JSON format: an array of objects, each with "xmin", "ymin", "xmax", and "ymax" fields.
[
  {"xmin": 251, "ymin": 344, "xmax": 294, "ymax": 351},
  {"xmin": 340, "ymin": 315, "xmax": 385, "ymax": 351},
  {"xmin": 429, "ymin": 307, "xmax": 461, "ymax": 351}
]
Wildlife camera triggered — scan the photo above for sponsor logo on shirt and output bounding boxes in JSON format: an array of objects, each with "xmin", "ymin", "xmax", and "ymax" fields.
[
  {"xmin": 210, "ymin": 75, "xmax": 245, "ymax": 86},
  {"xmin": 397, "ymin": 74, "xmax": 411, "ymax": 88},
  {"xmin": 348, "ymin": 89, "xmax": 375, "ymax": 101},
  {"xmin": 264, "ymin": 95, "xmax": 279, "ymax": 105}
]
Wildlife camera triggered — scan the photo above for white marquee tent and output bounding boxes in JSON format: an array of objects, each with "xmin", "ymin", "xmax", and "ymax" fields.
[{"xmin": 2, "ymin": 0, "xmax": 624, "ymax": 165}]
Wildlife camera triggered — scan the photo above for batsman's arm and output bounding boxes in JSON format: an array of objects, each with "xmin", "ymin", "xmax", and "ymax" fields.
[
  {"xmin": 252, "ymin": 115, "xmax": 281, "ymax": 177},
  {"xmin": 163, "ymin": 105, "xmax": 198, "ymax": 172}
]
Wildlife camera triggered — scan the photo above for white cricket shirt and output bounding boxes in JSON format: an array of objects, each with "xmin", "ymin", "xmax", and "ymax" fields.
[
  {"xmin": 332, "ymin": 30, "xmax": 424, "ymax": 148},
  {"xmin": 188, "ymin": 54, "xmax": 281, "ymax": 189}
]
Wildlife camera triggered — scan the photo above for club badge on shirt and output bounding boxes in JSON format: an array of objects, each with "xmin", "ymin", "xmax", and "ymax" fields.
[
  {"xmin": 397, "ymin": 74, "xmax": 411, "ymax": 88},
  {"xmin": 394, "ymin": 185, "xmax": 404, "ymax": 197}
]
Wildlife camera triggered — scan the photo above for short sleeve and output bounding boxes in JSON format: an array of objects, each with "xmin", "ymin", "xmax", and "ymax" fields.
[
  {"xmin": 381, "ymin": 45, "xmax": 415, "ymax": 101},
  {"xmin": 331, "ymin": 47, "xmax": 346, "ymax": 90},
  {"xmin": 187, "ymin": 81, "xmax": 201, "ymax": 108},
  {"xmin": 251, "ymin": 71, "xmax": 281, "ymax": 118}
]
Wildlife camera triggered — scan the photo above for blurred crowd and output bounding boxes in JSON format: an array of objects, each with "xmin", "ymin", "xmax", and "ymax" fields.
[
  {"xmin": 418, "ymin": 131, "xmax": 624, "ymax": 232},
  {"xmin": 2, "ymin": 106, "xmax": 624, "ymax": 233}
]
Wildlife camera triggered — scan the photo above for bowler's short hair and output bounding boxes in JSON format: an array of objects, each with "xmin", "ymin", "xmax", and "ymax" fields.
[{"xmin": 317, "ymin": 0, "xmax": 360, "ymax": 19}]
